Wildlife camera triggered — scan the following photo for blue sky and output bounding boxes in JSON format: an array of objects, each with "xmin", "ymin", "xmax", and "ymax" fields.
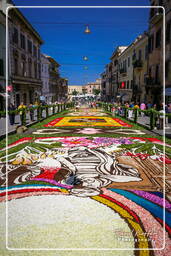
[{"xmin": 12, "ymin": 0, "xmax": 150, "ymax": 85}]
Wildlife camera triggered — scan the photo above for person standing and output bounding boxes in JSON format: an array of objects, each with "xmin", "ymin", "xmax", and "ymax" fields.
[
  {"xmin": 128, "ymin": 102, "xmax": 134, "ymax": 119},
  {"xmin": 8, "ymin": 103, "xmax": 15, "ymax": 125},
  {"xmin": 18, "ymin": 102, "xmax": 26, "ymax": 125},
  {"xmin": 29, "ymin": 103, "xmax": 34, "ymax": 122},
  {"xmin": 140, "ymin": 102, "xmax": 146, "ymax": 117}
]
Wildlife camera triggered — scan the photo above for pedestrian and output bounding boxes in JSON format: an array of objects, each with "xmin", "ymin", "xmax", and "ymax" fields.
[
  {"xmin": 147, "ymin": 102, "xmax": 152, "ymax": 109},
  {"xmin": 8, "ymin": 103, "xmax": 15, "ymax": 125},
  {"xmin": 128, "ymin": 102, "xmax": 134, "ymax": 119},
  {"xmin": 112, "ymin": 106, "xmax": 116, "ymax": 116},
  {"xmin": 18, "ymin": 102, "xmax": 26, "ymax": 125},
  {"xmin": 140, "ymin": 102, "xmax": 146, "ymax": 117},
  {"xmin": 29, "ymin": 103, "xmax": 34, "ymax": 122}
]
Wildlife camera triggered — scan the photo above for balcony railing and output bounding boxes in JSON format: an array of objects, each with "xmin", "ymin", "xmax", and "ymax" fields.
[
  {"xmin": 133, "ymin": 60, "xmax": 143, "ymax": 69},
  {"xmin": 145, "ymin": 77, "xmax": 161, "ymax": 87},
  {"xmin": 150, "ymin": 10, "xmax": 163, "ymax": 25},
  {"xmin": 119, "ymin": 68, "xmax": 127, "ymax": 74}
]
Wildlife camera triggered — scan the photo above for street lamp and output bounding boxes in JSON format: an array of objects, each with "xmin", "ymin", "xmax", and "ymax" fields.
[
  {"xmin": 84, "ymin": 24, "xmax": 91, "ymax": 34},
  {"xmin": 83, "ymin": 56, "xmax": 88, "ymax": 61}
]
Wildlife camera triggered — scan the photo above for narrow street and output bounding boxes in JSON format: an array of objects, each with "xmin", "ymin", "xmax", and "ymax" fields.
[{"xmin": 0, "ymin": 105, "xmax": 171, "ymax": 255}]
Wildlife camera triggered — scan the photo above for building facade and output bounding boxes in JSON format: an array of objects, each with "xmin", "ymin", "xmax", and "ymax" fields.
[
  {"xmin": 146, "ymin": 0, "xmax": 164, "ymax": 106},
  {"xmin": 83, "ymin": 78, "xmax": 102, "ymax": 95},
  {"xmin": 41, "ymin": 54, "xmax": 51, "ymax": 104},
  {"xmin": 132, "ymin": 33, "xmax": 148, "ymax": 103},
  {"xmin": 45, "ymin": 55, "xmax": 61, "ymax": 103},
  {"xmin": 110, "ymin": 46, "xmax": 127, "ymax": 102},
  {"xmin": 68, "ymin": 85, "xmax": 83, "ymax": 101},
  {"xmin": 117, "ymin": 42, "xmax": 135, "ymax": 103},
  {"xmin": 57, "ymin": 77, "xmax": 68, "ymax": 102},
  {"xmin": 8, "ymin": 6, "xmax": 43, "ymax": 106},
  {"xmin": 0, "ymin": 10, "xmax": 6, "ymax": 110}
]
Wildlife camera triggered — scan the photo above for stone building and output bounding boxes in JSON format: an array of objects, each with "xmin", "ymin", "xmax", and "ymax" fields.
[
  {"xmin": 117, "ymin": 42, "xmax": 135, "ymax": 103},
  {"xmin": 132, "ymin": 33, "xmax": 148, "ymax": 104},
  {"xmin": 44, "ymin": 55, "xmax": 61, "ymax": 103},
  {"xmin": 105, "ymin": 63, "xmax": 113, "ymax": 102},
  {"xmin": 83, "ymin": 78, "xmax": 102, "ymax": 95},
  {"xmin": 68, "ymin": 85, "xmax": 83, "ymax": 101},
  {"xmin": 146, "ymin": 0, "xmax": 164, "ymax": 106},
  {"xmin": 41, "ymin": 54, "xmax": 51, "ymax": 104},
  {"xmin": 101, "ymin": 71, "xmax": 107, "ymax": 101},
  {"xmin": 110, "ymin": 46, "xmax": 127, "ymax": 102},
  {"xmin": 0, "ymin": 10, "xmax": 6, "ymax": 110},
  {"xmin": 8, "ymin": 6, "xmax": 43, "ymax": 106},
  {"xmin": 57, "ymin": 77, "xmax": 68, "ymax": 102},
  {"xmin": 0, "ymin": 0, "xmax": 43, "ymax": 106}
]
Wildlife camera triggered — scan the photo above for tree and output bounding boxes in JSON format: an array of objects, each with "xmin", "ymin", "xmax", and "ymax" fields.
[
  {"xmin": 93, "ymin": 88, "xmax": 100, "ymax": 96},
  {"xmin": 72, "ymin": 90, "xmax": 78, "ymax": 96}
]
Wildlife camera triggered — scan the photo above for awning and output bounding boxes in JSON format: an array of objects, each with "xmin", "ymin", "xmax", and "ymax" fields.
[{"xmin": 165, "ymin": 87, "xmax": 171, "ymax": 96}]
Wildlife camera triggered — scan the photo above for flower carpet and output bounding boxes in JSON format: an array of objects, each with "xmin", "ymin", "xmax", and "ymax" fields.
[
  {"xmin": 0, "ymin": 107, "xmax": 171, "ymax": 255},
  {"xmin": 44, "ymin": 116, "xmax": 132, "ymax": 127}
]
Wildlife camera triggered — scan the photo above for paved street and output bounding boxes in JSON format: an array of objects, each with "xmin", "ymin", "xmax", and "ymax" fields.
[
  {"xmin": 1, "ymin": 107, "xmax": 171, "ymax": 138},
  {"xmin": 0, "ymin": 106, "xmax": 171, "ymax": 254},
  {"xmin": 0, "ymin": 108, "xmax": 54, "ymax": 136}
]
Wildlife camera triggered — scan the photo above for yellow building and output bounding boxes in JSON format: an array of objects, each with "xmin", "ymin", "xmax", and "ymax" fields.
[{"xmin": 133, "ymin": 33, "xmax": 148, "ymax": 104}]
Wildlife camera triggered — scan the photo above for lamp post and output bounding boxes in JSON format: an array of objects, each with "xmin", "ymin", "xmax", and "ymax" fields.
[{"xmin": 84, "ymin": 24, "xmax": 91, "ymax": 34}]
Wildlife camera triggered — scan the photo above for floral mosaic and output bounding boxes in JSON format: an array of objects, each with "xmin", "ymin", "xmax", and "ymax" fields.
[
  {"xmin": 44, "ymin": 116, "xmax": 132, "ymax": 127},
  {"xmin": 0, "ymin": 106, "xmax": 171, "ymax": 254},
  {"xmin": 32, "ymin": 128, "xmax": 146, "ymax": 135}
]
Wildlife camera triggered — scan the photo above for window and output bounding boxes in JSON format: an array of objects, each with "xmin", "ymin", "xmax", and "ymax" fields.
[
  {"xmin": 166, "ymin": 61, "xmax": 169, "ymax": 78},
  {"xmin": 145, "ymin": 45, "xmax": 148, "ymax": 60},
  {"xmin": 14, "ymin": 58, "xmax": 18, "ymax": 75},
  {"xmin": 28, "ymin": 40, "xmax": 32, "ymax": 54},
  {"xmin": 34, "ymin": 62, "xmax": 37, "ymax": 78},
  {"xmin": 148, "ymin": 34, "xmax": 154, "ymax": 53},
  {"xmin": 156, "ymin": 29, "xmax": 161, "ymax": 48},
  {"xmin": 130, "ymin": 80, "xmax": 133, "ymax": 89},
  {"xmin": 38, "ymin": 48, "xmax": 40, "ymax": 59},
  {"xmin": 20, "ymin": 34, "xmax": 26, "ymax": 49},
  {"xmin": 127, "ymin": 81, "xmax": 129, "ymax": 89},
  {"xmin": 132, "ymin": 50, "xmax": 136, "ymax": 63},
  {"xmin": 124, "ymin": 60, "xmax": 127, "ymax": 71},
  {"xmin": 128, "ymin": 57, "xmax": 130, "ymax": 67},
  {"xmin": 38, "ymin": 63, "xmax": 41, "ymax": 79},
  {"xmin": 21, "ymin": 61, "xmax": 26, "ymax": 76},
  {"xmin": 155, "ymin": 65, "xmax": 160, "ymax": 84},
  {"xmin": 166, "ymin": 21, "xmax": 171, "ymax": 42},
  {"xmin": 138, "ymin": 50, "xmax": 142, "ymax": 61},
  {"xmin": 28, "ymin": 59, "xmax": 32, "ymax": 77},
  {"xmin": 12, "ymin": 27, "xmax": 18, "ymax": 44},
  {"xmin": 0, "ymin": 59, "xmax": 4, "ymax": 76},
  {"xmin": 33, "ymin": 45, "xmax": 37, "ymax": 57}
]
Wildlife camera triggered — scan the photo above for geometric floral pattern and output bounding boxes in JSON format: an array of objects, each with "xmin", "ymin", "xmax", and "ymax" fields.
[{"xmin": 44, "ymin": 116, "xmax": 132, "ymax": 127}]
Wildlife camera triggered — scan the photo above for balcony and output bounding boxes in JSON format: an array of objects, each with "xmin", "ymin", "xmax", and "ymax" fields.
[
  {"xmin": 133, "ymin": 60, "xmax": 143, "ymax": 69},
  {"xmin": 12, "ymin": 75, "xmax": 42, "ymax": 86},
  {"xmin": 119, "ymin": 68, "xmax": 127, "ymax": 76},
  {"xmin": 150, "ymin": 10, "xmax": 163, "ymax": 25},
  {"xmin": 145, "ymin": 77, "xmax": 161, "ymax": 88},
  {"xmin": 133, "ymin": 85, "xmax": 142, "ymax": 94}
]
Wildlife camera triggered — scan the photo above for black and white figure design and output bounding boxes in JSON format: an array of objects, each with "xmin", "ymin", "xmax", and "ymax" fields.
[
  {"xmin": 0, "ymin": 146, "xmax": 142, "ymax": 197},
  {"xmin": 63, "ymin": 147, "xmax": 142, "ymax": 197}
]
